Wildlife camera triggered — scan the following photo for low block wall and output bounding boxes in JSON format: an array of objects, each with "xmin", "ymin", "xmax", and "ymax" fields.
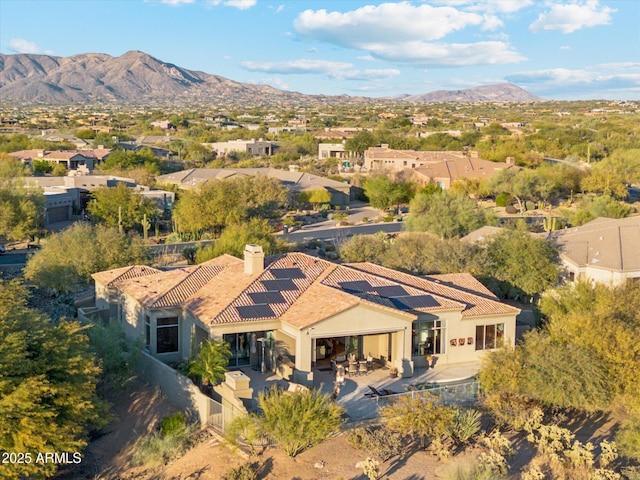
[{"xmin": 137, "ymin": 351, "xmax": 210, "ymax": 425}]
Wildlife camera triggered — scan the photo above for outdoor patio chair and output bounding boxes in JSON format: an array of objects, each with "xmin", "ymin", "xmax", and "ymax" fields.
[
  {"xmin": 364, "ymin": 385, "xmax": 397, "ymax": 397},
  {"xmin": 358, "ymin": 361, "xmax": 368, "ymax": 375},
  {"xmin": 347, "ymin": 362, "xmax": 358, "ymax": 377}
]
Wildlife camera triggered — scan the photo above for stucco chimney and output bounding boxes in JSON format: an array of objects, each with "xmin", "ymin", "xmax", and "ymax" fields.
[{"xmin": 244, "ymin": 244, "xmax": 265, "ymax": 275}]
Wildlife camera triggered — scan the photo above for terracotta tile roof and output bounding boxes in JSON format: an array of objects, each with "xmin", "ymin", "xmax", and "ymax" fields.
[
  {"xmin": 117, "ymin": 262, "xmax": 227, "ymax": 309},
  {"xmin": 548, "ymin": 216, "xmax": 640, "ymax": 272},
  {"xmin": 413, "ymin": 156, "xmax": 511, "ymax": 183},
  {"xmin": 208, "ymin": 254, "xmax": 334, "ymax": 325},
  {"xmin": 92, "ymin": 265, "xmax": 161, "ymax": 288},
  {"xmin": 346, "ymin": 263, "xmax": 519, "ymax": 317},
  {"xmin": 99, "ymin": 252, "xmax": 518, "ymax": 327},
  {"xmin": 321, "ymin": 265, "xmax": 465, "ymax": 313}
]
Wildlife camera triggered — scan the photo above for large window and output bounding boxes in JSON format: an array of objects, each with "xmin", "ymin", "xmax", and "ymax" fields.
[
  {"xmin": 157, "ymin": 317, "xmax": 179, "ymax": 354},
  {"xmin": 412, "ymin": 319, "xmax": 445, "ymax": 356},
  {"xmin": 475, "ymin": 323, "xmax": 504, "ymax": 351}
]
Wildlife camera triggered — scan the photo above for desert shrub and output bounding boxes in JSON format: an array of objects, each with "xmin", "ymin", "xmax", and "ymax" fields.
[
  {"xmin": 478, "ymin": 449, "xmax": 509, "ymax": 475},
  {"xmin": 258, "ymin": 388, "xmax": 344, "ymax": 457},
  {"xmin": 615, "ymin": 419, "xmax": 640, "ymax": 462},
  {"xmin": 443, "ymin": 457, "xmax": 507, "ymax": 480},
  {"xmin": 447, "ymin": 408, "xmax": 481, "ymax": 446},
  {"xmin": 87, "ymin": 319, "xmax": 142, "ymax": 391},
  {"xmin": 360, "ymin": 457, "xmax": 380, "ymax": 480},
  {"xmin": 132, "ymin": 415, "xmax": 194, "ymax": 467},
  {"xmin": 528, "ymin": 423, "xmax": 574, "ymax": 458},
  {"xmin": 182, "ymin": 245, "xmax": 199, "ymax": 264},
  {"xmin": 495, "ymin": 193, "xmax": 511, "ymax": 207},
  {"xmin": 482, "ymin": 392, "xmax": 543, "ymax": 432},
  {"xmin": 383, "ymin": 216, "xmax": 394, "ymax": 222},
  {"xmin": 429, "ymin": 436, "xmax": 453, "ymax": 461},
  {"xmin": 221, "ymin": 462, "xmax": 258, "ymax": 480},
  {"xmin": 622, "ymin": 466, "xmax": 640, "ymax": 480},
  {"xmin": 480, "ymin": 430, "xmax": 514, "ymax": 458},
  {"xmin": 333, "ymin": 211, "xmax": 348, "ymax": 221},
  {"xmin": 225, "ymin": 414, "xmax": 266, "ymax": 456},
  {"xmin": 525, "ymin": 200, "xmax": 536, "ymax": 211},
  {"xmin": 159, "ymin": 412, "xmax": 187, "ymax": 438},
  {"xmin": 346, "ymin": 426, "xmax": 402, "ymax": 461},
  {"xmin": 380, "ymin": 394, "xmax": 455, "ymax": 448}
]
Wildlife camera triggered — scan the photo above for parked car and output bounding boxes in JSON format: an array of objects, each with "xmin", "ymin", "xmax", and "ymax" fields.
[{"xmin": 0, "ymin": 244, "xmax": 5, "ymax": 254}]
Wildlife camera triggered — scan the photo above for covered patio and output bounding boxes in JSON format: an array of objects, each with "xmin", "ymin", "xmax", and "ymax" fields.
[{"xmin": 239, "ymin": 360, "xmax": 480, "ymax": 422}]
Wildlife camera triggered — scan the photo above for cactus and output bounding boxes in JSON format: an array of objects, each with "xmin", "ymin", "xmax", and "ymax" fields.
[
  {"xmin": 142, "ymin": 214, "xmax": 151, "ymax": 241},
  {"xmin": 543, "ymin": 216, "xmax": 557, "ymax": 232}
]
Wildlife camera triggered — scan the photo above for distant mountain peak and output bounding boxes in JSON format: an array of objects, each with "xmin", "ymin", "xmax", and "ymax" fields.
[{"xmin": 399, "ymin": 83, "xmax": 541, "ymax": 103}]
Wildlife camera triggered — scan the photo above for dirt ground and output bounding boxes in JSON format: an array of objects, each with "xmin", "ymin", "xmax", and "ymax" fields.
[{"xmin": 54, "ymin": 378, "xmax": 621, "ymax": 480}]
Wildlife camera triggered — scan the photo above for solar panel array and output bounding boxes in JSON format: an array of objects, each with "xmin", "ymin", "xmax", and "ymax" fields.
[
  {"xmin": 337, "ymin": 280, "xmax": 439, "ymax": 311},
  {"xmin": 261, "ymin": 279, "xmax": 298, "ymax": 291},
  {"xmin": 391, "ymin": 295, "xmax": 439, "ymax": 310},
  {"xmin": 249, "ymin": 291, "xmax": 286, "ymax": 304},
  {"xmin": 271, "ymin": 267, "xmax": 306, "ymax": 279},
  {"xmin": 237, "ymin": 267, "xmax": 305, "ymax": 319},
  {"xmin": 236, "ymin": 304, "xmax": 276, "ymax": 319}
]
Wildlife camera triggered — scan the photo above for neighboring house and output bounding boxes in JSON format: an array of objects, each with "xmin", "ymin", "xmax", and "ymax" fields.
[
  {"xmin": 119, "ymin": 140, "xmax": 172, "ymax": 159},
  {"xmin": 363, "ymin": 144, "xmax": 485, "ymax": 172},
  {"xmin": 461, "ymin": 226, "xmax": 505, "ymax": 243},
  {"xmin": 91, "ymin": 246, "xmax": 519, "ymax": 384},
  {"xmin": 25, "ymin": 175, "xmax": 175, "ymax": 224},
  {"xmin": 548, "ymin": 216, "xmax": 640, "ymax": 286},
  {"xmin": 9, "ymin": 149, "xmax": 111, "ymax": 171},
  {"xmin": 412, "ymin": 155, "xmax": 516, "ymax": 190},
  {"xmin": 156, "ymin": 167, "xmax": 353, "ymax": 206},
  {"xmin": 318, "ymin": 143, "xmax": 353, "ymax": 160},
  {"xmin": 150, "ymin": 120, "xmax": 175, "ymax": 130},
  {"xmin": 204, "ymin": 139, "xmax": 279, "ymax": 157}
]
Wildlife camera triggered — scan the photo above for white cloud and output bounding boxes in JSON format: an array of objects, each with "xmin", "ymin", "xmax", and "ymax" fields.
[
  {"xmin": 331, "ymin": 69, "xmax": 401, "ymax": 81},
  {"xmin": 217, "ymin": 0, "xmax": 256, "ymax": 10},
  {"xmin": 240, "ymin": 58, "xmax": 400, "ymax": 82},
  {"xmin": 505, "ymin": 64, "xmax": 640, "ymax": 98},
  {"xmin": 560, "ymin": 45, "xmax": 572, "ymax": 50},
  {"xmin": 154, "ymin": 0, "xmax": 195, "ymax": 4},
  {"xmin": 293, "ymin": 2, "xmax": 525, "ymax": 67},
  {"xmin": 429, "ymin": 0, "xmax": 534, "ymax": 14},
  {"xmin": 529, "ymin": 0, "xmax": 615, "ymax": 33},
  {"xmin": 241, "ymin": 59, "xmax": 352, "ymax": 75},
  {"xmin": 364, "ymin": 41, "xmax": 526, "ymax": 67},
  {"xmin": 9, "ymin": 38, "xmax": 52, "ymax": 55},
  {"xmin": 294, "ymin": 2, "xmax": 485, "ymax": 44}
]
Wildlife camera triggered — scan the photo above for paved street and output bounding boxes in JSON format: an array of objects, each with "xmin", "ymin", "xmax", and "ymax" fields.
[{"xmin": 281, "ymin": 221, "xmax": 404, "ymax": 244}]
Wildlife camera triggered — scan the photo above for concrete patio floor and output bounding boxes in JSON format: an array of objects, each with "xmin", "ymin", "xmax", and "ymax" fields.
[{"xmin": 238, "ymin": 361, "xmax": 480, "ymax": 422}]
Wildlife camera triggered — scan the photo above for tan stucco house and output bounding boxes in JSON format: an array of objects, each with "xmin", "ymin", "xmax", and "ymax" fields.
[
  {"xmin": 548, "ymin": 216, "xmax": 640, "ymax": 286},
  {"xmin": 92, "ymin": 246, "xmax": 519, "ymax": 383}
]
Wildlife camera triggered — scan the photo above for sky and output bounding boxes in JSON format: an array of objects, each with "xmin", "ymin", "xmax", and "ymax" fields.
[{"xmin": 1, "ymin": 0, "xmax": 639, "ymax": 100}]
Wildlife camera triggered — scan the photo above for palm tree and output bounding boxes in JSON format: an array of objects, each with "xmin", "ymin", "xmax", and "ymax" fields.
[{"xmin": 188, "ymin": 340, "xmax": 231, "ymax": 386}]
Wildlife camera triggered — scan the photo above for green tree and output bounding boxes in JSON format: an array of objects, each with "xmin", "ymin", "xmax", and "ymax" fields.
[
  {"xmin": 563, "ymin": 195, "xmax": 634, "ymax": 226},
  {"xmin": 0, "ymin": 280, "xmax": 106, "ymax": 479},
  {"xmin": 258, "ymin": 388, "xmax": 344, "ymax": 457},
  {"xmin": 345, "ymin": 131, "xmax": 376, "ymax": 157},
  {"xmin": 24, "ymin": 223, "xmax": 150, "ymax": 292},
  {"xmin": 88, "ymin": 182, "xmax": 158, "ymax": 230},
  {"xmin": 195, "ymin": 218, "xmax": 288, "ymax": 263},
  {"xmin": 33, "ymin": 159, "xmax": 53, "ymax": 175},
  {"xmin": 338, "ymin": 233, "xmax": 389, "ymax": 263},
  {"xmin": 405, "ymin": 190, "xmax": 495, "ymax": 239},
  {"xmin": 0, "ymin": 156, "xmax": 45, "ymax": 240},
  {"xmin": 363, "ymin": 174, "xmax": 413, "ymax": 211},
  {"xmin": 382, "ymin": 233, "xmax": 485, "ymax": 276},
  {"xmin": 298, "ymin": 188, "xmax": 332, "ymax": 209},
  {"xmin": 481, "ymin": 229, "xmax": 560, "ymax": 300},
  {"xmin": 188, "ymin": 340, "xmax": 231, "ymax": 385}
]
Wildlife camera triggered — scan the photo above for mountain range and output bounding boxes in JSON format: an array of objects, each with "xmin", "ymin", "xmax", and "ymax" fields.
[{"xmin": 0, "ymin": 50, "xmax": 541, "ymax": 105}]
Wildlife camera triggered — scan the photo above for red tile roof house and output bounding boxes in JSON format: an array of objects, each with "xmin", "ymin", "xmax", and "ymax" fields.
[{"xmin": 91, "ymin": 246, "xmax": 519, "ymax": 384}]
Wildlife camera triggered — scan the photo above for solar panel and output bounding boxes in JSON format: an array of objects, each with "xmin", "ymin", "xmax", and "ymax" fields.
[
  {"xmin": 261, "ymin": 279, "xmax": 298, "ymax": 291},
  {"xmin": 237, "ymin": 304, "xmax": 277, "ymax": 319},
  {"xmin": 249, "ymin": 291, "xmax": 286, "ymax": 304},
  {"xmin": 271, "ymin": 268, "xmax": 306, "ymax": 279},
  {"xmin": 391, "ymin": 295, "xmax": 440, "ymax": 310},
  {"xmin": 339, "ymin": 280, "xmax": 374, "ymax": 293},
  {"xmin": 373, "ymin": 285, "xmax": 408, "ymax": 298}
]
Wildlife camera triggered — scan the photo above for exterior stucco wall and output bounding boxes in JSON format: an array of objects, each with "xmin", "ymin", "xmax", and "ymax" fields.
[{"xmin": 563, "ymin": 258, "xmax": 640, "ymax": 286}]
